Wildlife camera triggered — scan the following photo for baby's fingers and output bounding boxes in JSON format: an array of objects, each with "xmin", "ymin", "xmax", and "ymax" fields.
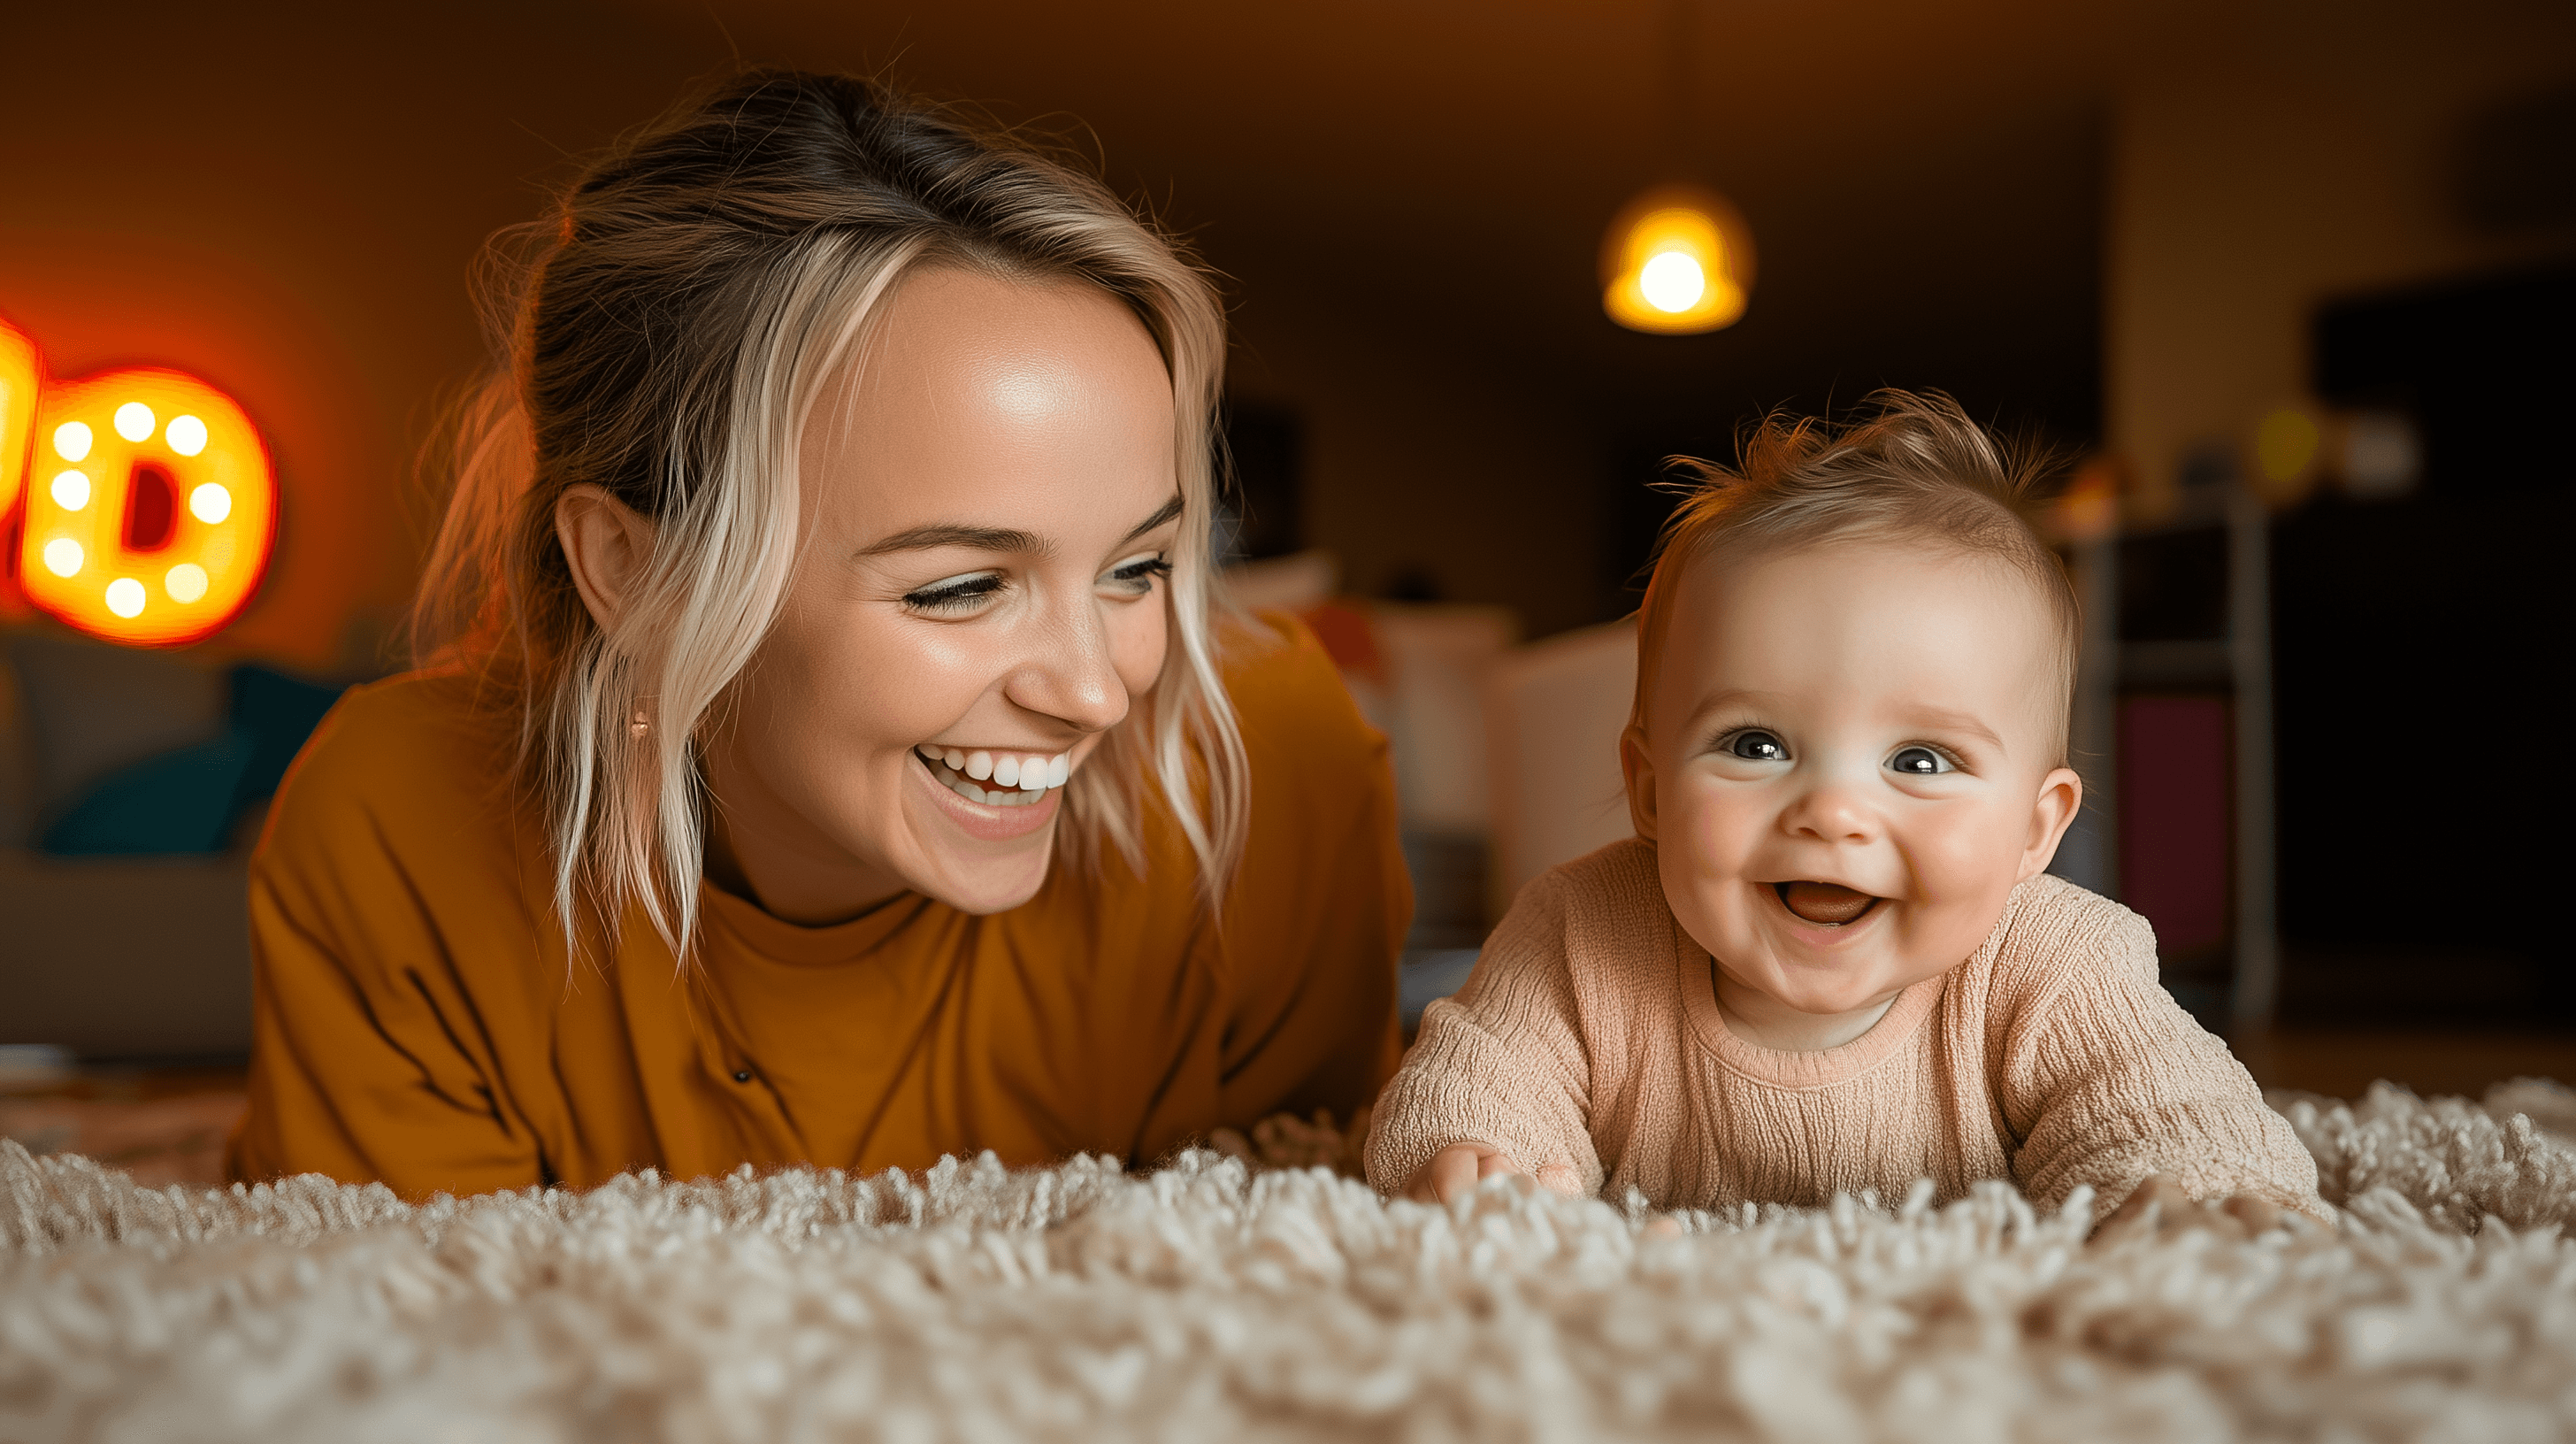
[
  {"xmin": 1412, "ymin": 1145, "xmax": 1486, "ymax": 1202},
  {"xmin": 2092, "ymin": 1174, "xmax": 2190, "ymax": 1245},
  {"xmin": 2220, "ymin": 1194, "xmax": 2282, "ymax": 1235},
  {"xmin": 1407, "ymin": 1143, "xmax": 1530, "ymax": 1202},
  {"xmin": 1532, "ymin": 1162, "xmax": 1584, "ymax": 1196}
]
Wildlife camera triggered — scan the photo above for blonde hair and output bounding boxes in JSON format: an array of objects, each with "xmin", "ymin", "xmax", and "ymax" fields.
[
  {"xmin": 1630, "ymin": 389, "xmax": 2079, "ymax": 760},
  {"xmin": 410, "ymin": 70, "xmax": 1246, "ymax": 957}
]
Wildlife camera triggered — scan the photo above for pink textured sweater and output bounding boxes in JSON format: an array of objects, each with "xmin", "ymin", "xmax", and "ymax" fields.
[{"xmin": 1365, "ymin": 840, "xmax": 2327, "ymax": 1223}]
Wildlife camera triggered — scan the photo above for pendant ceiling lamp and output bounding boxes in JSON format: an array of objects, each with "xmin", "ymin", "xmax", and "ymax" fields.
[{"xmin": 1601, "ymin": 0, "xmax": 1755, "ymax": 335}]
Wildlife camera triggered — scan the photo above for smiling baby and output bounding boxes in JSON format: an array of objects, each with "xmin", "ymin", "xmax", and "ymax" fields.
[{"xmin": 1363, "ymin": 392, "xmax": 2328, "ymax": 1228}]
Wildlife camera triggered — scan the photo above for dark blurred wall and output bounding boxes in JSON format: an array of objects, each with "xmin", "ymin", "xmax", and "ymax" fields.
[
  {"xmin": 0, "ymin": 0, "xmax": 2152, "ymax": 661},
  {"xmin": 6, "ymin": 1, "xmax": 2568, "ymax": 666},
  {"xmin": 2103, "ymin": 9, "xmax": 2576, "ymax": 1025},
  {"xmin": 1, "ymin": 3, "xmax": 727, "ymax": 668}
]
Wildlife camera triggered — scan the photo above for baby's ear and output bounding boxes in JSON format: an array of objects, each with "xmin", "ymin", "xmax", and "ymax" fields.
[
  {"xmin": 2019, "ymin": 765, "xmax": 2085, "ymax": 881},
  {"xmin": 1620, "ymin": 725, "xmax": 1660, "ymax": 841}
]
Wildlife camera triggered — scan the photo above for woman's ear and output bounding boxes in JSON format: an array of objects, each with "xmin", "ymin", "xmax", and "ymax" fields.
[
  {"xmin": 2017, "ymin": 765, "xmax": 2086, "ymax": 882},
  {"xmin": 1620, "ymin": 724, "xmax": 1660, "ymax": 842},
  {"xmin": 555, "ymin": 485, "xmax": 655, "ymax": 632}
]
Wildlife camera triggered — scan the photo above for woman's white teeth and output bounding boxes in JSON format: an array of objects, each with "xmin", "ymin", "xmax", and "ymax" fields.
[{"xmin": 919, "ymin": 747, "xmax": 1073, "ymax": 806}]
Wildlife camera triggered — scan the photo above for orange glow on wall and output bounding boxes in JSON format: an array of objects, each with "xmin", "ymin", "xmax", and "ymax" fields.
[
  {"xmin": 2, "ymin": 314, "xmax": 275, "ymax": 647},
  {"xmin": 0, "ymin": 321, "xmax": 35, "ymax": 529}
]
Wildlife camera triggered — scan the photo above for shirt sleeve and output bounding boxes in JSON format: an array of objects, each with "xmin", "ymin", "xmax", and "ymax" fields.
[
  {"xmin": 226, "ymin": 690, "xmax": 544, "ymax": 1201},
  {"xmin": 1362, "ymin": 871, "xmax": 1604, "ymax": 1196},
  {"xmin": 1210, "ymin": 613, "xmax": 1409, "ymax": 1131},
  {"xmin": 1998, "ymin": 902, "xmax": 2330, "ymax": 1225}
]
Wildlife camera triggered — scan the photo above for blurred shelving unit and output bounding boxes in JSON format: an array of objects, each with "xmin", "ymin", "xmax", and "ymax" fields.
[{"xmin": 2066, "ymin": 467, "xmax": 2278, "ymax": 1037}]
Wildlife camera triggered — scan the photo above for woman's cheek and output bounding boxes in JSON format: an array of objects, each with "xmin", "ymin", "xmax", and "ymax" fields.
[{"xmin": 1110, "ymin": 595, "xmax": 1169, "ymax": 696}]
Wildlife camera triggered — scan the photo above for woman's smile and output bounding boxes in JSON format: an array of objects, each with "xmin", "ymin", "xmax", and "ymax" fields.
[
  {"xmin": 914, "ymin": 743, "xmax": 1073, "ymax": 806},
  {"xmin": 910, "ymin": 743, "xmax": 1065, "ymax": 842}
]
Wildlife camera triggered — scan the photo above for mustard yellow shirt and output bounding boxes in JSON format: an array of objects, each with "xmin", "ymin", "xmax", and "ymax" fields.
[{"xmin": 231, "ymin": 613, "xmax": 1407, "ymax": 1199}]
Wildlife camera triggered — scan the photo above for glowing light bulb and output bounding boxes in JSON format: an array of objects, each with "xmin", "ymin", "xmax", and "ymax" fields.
[
  {"xmin": 165, "ymin": 562, "xmax": 209, "ymax": 603},
  {"xmin": 54, "ymin": 420, "xmax": 93, "ymax": 462},
  {"xmin": 165, "ymin": 414, "xmax": 208, "ymax": 456},
  {"xmin": 114, "ymin": 402, "xmax": 156, "ymax": 442},
  {"xmin": 189, "ymin": 482, "xmax": 232, "ymax": 524},
  {"xmin": 1638, "ymin": 251, "xmax": 1706, "ymax": 313},
  {"xmin": 1600, "ymin": 183, "xmax": 1755, "ymax": 335},
  {"xmin": 105, "ymin": 577, "xmax": 146, "ymax": 618},
  {"xmin": 50, "ymin": 470, "xmax": 90, "ymax": 511},
  {"xmin": 43, "ymin": 538, "xmax": 85, "ymax": 577}
]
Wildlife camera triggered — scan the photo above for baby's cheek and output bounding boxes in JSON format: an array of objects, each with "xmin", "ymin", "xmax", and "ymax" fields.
[
  {"xmin": 1665, "ymin": 781, "xmax": 1763, "ymax": 930},
  {"xmin": 1674, "ymin": 780, "xmax": 1764, "ymax": 876},
  {"xmin": 1896, "ymin": 806, "xmax": 2028, "ymax": 949}
]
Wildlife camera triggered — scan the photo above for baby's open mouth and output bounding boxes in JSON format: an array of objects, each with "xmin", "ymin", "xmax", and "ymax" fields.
[{"xmin": 1775, "ymin": 881, "xmax": 1880, "ymax": 926}]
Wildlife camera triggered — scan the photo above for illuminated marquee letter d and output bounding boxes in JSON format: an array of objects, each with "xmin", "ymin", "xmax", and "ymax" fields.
[{"xmin": 5, "ymin": 314, "xmax": 277, "ymax": 647}]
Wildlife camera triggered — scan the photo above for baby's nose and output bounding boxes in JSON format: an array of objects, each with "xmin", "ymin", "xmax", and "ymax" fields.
[{"xmin": 1781, "ymin": 781, "xmax": 1879, "ymax": 842}]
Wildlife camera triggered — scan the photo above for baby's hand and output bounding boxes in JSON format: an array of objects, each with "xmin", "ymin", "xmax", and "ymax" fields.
[
  {"xmin": 2090, "ymin": 1173, "xmax": 2289, "ymax": 1245},
  {"xmin": 1404, "ymin": 1142, "xmax": 1583, "ymax": 1203}
]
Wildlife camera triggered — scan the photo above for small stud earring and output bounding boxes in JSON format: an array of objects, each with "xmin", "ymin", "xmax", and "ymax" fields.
[{"xmin": 629, "ymin": 710, "xmax": 649, "ymax": 738}]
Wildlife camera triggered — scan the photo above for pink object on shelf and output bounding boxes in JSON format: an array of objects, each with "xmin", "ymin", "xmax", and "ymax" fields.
[{"xmin": 2117, "ymin": 695, "xmax": 2232, "ymax": 954}]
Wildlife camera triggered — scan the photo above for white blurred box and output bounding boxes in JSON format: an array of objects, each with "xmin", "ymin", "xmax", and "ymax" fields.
[{"xmin": 1483, "ymin": 618, "xmax": 1637, "ymax": 920}]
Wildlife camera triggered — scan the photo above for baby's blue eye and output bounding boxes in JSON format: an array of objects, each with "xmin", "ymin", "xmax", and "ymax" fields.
[
  {"xmin": 1727, "ymin": 731, "xmax": 1789, "ymax": 763},
  {"xmin": 1889, "ymin": 746, "xmax": 1951, "ymax": 776}
]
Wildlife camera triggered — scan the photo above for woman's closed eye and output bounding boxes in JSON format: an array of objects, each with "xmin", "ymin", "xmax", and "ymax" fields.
[
  {"xmin": 1887, "ymin": 744, "xmax": 1959, "ymax": 776},
  {"xmin": 902, "ymin": 570, "xmax": 1007, "ymax": 613},
  {"xmin": 1100, "ymin": 552, "xmax": 1171, "ymax": 597}
]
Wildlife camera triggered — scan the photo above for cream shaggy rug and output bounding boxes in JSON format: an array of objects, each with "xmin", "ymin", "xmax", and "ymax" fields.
[{"xmin": 10, "ymin": 1083, "xmax": 2576, "ymax": 1443}]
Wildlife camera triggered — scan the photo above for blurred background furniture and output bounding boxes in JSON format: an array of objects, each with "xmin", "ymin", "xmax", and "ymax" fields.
[
  {"xmin": 0, "ymin": 628, "xmax": 343, "ymax": 1063},
  {"xmin": 1229, "ymin": 560, "xmax": 1642, "ymax": 1033}
]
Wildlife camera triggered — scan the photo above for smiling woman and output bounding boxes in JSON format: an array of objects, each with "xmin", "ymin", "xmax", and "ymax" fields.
[{"xmin": 226, "ymin": 72, "xmax": 1408, "ymax": 1199}]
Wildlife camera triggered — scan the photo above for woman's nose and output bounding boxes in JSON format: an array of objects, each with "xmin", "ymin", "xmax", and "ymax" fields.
[{"xmin": 1002, "ymin": 601, "xmax": 1130, "ymax": 734}]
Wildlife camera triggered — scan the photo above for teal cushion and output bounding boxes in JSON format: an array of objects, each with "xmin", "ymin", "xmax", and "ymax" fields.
[
  {"xmin": 36, "ymin": 664, "xmax": 348, "ymax": 856},
  {"xmin": 40, "ymin": 730, "xmax": 256, "ymax": 855}
]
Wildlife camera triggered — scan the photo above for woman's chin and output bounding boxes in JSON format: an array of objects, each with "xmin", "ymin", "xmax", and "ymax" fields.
[{"xmin": 901, "ymin": 760, "xmax": 1062, "ymax": 912}]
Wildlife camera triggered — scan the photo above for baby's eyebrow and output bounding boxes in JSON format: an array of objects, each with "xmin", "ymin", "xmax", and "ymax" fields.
[
  {"xmin": 1898, "ymin": 705, "xmax": 2008, "ymax": 754},
  {"xmin": 1677, "ymin": 688, "xmax": 1792, "ymax": 734}
]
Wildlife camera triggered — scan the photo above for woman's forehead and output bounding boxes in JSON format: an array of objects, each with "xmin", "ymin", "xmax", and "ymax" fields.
[{"xmin": 800, "ymin": 268, "xmax": 1177, "ymax": 536}]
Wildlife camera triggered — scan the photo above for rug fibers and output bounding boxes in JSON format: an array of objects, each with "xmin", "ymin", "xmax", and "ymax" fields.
[{"xmin": 9, "ymin": 1082, "xmax": 2576, "ymax": 1443}]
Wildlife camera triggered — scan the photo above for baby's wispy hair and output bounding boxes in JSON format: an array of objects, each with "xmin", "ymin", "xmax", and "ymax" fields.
[{"xmin": 1629, "ymin": 388, "xmax": 2080, "ymax": 761}]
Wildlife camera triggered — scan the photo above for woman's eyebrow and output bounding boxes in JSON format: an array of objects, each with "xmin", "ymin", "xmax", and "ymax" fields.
[
  {"xmin": 857, "ymin": 524, "xmax": 1046, "ymax": 558},
  {"xmin": 1119, "ymin": 495, "xmax": 1185, "ymax": 544},
  {"xmin": 855, "ymin": 495, "xmax": 1184, "ymax": 561}
]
